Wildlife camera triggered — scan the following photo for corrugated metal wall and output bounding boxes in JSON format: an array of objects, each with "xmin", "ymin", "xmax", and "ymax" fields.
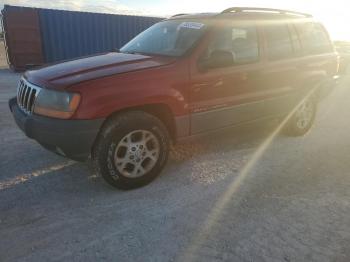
[
  {"xmin": 39, "ymin": 9, "xmax": 163, "ymax": 63},
  {"xmin": 2, "ymin": 5, "xmax": 163, "ymax": 70}
]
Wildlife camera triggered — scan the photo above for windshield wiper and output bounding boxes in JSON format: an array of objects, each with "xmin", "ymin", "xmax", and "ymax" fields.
[
  {"xmin": 111, "ymin": 49, "xmax": 141, "ymax": 55},
  {"xmin": 121, "ymin": 51, "xmax": 145, "ymax": 55}
]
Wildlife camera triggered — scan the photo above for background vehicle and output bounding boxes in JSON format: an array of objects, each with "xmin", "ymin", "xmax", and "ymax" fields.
[{"xmin": 9, "ymin": 7, "xmax": 338, "ymax": 189}]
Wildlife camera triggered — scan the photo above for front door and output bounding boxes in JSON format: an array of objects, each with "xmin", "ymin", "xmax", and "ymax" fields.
[{"xmin": 189, "ymin": 22, "xmax": 266, "ymax": 134}]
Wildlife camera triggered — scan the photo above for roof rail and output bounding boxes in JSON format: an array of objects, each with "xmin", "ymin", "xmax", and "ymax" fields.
[
  {"xmin": 221, "ymin": 7, "xmax": 312, "ymax": 18},
  {"xmin": 171, "ymin": 13, "xmax": 188, "ymax": 18}
]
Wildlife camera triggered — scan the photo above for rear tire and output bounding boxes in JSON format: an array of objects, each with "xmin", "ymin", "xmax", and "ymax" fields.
[
  {"xmin": 285, "ymin": 97, "xmax": 317, "ymax": 137},
  {"xmin": 92, "ymin": 111, "xmax": 170, "ymax": 190}
]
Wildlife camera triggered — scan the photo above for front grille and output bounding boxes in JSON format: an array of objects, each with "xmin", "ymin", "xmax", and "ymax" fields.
[{"xmin": 17, "ymin": 78, "xmax": 41, "ymax": 114}]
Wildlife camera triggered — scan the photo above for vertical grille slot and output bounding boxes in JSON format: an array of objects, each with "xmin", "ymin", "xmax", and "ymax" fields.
[
  {"xmin": 29, "ymin": 89, "xmax": 37, "ymax": 112},
  {"xmin": 16, "ymin": 78, "xmax": 41, "ymax": 114}
]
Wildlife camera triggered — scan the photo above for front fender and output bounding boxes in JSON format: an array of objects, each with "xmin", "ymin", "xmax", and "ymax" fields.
[{"xmin": 69, "ymin": 60, "xmax": 190, "ymax": 119}]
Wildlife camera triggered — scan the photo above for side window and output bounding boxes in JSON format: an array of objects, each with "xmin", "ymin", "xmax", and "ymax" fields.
[
  {"xmin": 296, "ymin": 22, "xmax": 332, "ymax": 54},
  {"xmin": 264, "ymin": 23, "xmax": 294, "ymax": 61},
  {"xmin": 207, "ymin": 24, "xmax": 259, "ymax": 64}
]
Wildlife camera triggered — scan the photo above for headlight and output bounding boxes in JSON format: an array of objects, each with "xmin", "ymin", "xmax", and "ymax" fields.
[{"xmin": 34, "ymin": 89, "xmax": 81, "ymax": 119}]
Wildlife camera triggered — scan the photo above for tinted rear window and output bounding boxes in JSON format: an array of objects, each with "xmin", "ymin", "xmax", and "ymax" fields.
[
  {"xmin": 296, "ymin": 22, "xmax": 333, "ymax": 55},
  {"xmin": 264, "ymin": 23, "xmax": 294, "ymax": 61}
]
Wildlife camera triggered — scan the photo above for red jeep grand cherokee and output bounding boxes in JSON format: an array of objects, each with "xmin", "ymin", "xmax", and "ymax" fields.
[{"xmin": 9, "ymin": 7, "xmax": 338, "ymax": 189}]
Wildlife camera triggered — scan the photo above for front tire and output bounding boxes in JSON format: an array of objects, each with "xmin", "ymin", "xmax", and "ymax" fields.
[{"xmin": 92, "ymin": 111, "xmax": 170, "ymax": 190}]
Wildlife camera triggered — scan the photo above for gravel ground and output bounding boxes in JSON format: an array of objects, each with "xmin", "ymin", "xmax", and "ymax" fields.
[{"xmin": 0, "ymin": 69, "xmax": 350, "ymax": 262}]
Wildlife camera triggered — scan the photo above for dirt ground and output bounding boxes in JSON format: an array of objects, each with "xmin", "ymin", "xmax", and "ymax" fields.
[
  {"xmin": 0, "ymin": 41, "xmax": 8, "ymax": 69},
  {"xmin": 1, "ymin": 69, "xmax": 350, "ymax": 261}
]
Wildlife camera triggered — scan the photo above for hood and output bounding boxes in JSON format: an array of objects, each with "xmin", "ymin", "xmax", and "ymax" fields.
[{"xmin": 24, "ymin": 52, "xmax": 176, "ymax": 89}]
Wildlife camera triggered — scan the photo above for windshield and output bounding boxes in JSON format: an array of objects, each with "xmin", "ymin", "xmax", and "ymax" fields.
[{"xmin": 120, "ymin": 20, "xmax": 207, "ymax": 57}]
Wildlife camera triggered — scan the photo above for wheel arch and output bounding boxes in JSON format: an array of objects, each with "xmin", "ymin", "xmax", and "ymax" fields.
[{"xmin": 98, "ymin": 103, "xmax": 177, "ymax": 143}]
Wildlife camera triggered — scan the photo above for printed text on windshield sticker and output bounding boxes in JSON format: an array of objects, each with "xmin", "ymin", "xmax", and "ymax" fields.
[{"xmin": 180, "ymin": 22, "xmax": 204, "ymax": 30}]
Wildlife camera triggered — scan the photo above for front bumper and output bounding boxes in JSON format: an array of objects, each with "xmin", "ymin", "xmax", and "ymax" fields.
[{"xmin": 9, "ymin": 97, "xmax": 104, "ymax": 161}]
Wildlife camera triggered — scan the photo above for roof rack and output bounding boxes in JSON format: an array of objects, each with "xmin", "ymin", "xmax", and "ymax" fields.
[
  {"xmin": 171, "ymin": 13, "xmax": 188, "ymax": 18},
  {"xmin": 221, "ymin": 7, "xmax": 312, "ymax": 18}
]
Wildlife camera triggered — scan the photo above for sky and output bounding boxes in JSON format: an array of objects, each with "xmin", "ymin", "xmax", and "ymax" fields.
[{"xmin": 1, "ymin": 0, "xmax": 349, "ymax": 40}]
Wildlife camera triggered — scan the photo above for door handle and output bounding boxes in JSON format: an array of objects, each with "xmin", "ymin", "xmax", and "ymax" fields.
[
  {"xmin": 297, "ymin": 64, "xmax": 308, "ymax": 70},
  {"xmin": 213, "ymin": 79, "xmax": 224, "ymax": 87},
  {"xmin": 193, "ymin": 78, "xmax": 223, "ymax": 92}
]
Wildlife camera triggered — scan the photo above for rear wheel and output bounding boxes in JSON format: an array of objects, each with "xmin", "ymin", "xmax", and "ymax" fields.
[
  {"xmin": 285, "ymin": 97, "xmax": 317, "ymax": 136},
  {"xmin": 92, "ymin": 111, "xmax": 170, "ymax": 190}
]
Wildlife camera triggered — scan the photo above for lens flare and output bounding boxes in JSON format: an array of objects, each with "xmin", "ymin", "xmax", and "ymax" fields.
[{"xmin": 180, "ymin": 86, "xmax": 321, "ymax": 262}]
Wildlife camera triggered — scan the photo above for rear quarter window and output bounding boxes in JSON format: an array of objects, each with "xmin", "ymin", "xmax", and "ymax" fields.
[
  {"xmin": 296, "ymin": 22, "xmax": 333, "ymax": 55},
  {"xmin": 288, "ymin": 24, "xmax": 302, "ymax": 55}
]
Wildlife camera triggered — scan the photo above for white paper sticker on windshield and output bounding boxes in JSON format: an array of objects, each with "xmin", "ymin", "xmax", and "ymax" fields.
[{"xmin": 179, "ymin": 22, "xmax": 204, "ymax": 30}]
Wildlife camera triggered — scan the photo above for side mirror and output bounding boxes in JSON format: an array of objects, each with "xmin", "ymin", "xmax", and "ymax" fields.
[{"xmin": 199, "ymin": 50, "xmax": 234, "ymax": 70}]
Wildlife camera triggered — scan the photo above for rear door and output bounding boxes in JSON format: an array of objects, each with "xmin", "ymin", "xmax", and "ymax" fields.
[
  {"xmin": 259, "ymin": 20, "xmax": 302, "ymax": 117},
  {"xmin": 189, "ymin": 21, "xmax": 266, "ymax": 134}
]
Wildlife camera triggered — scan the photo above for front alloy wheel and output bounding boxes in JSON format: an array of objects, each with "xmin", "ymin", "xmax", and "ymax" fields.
[
  {"xmin": 92, "ymin": 111, "xmax": 170, "ymax": 190},
  {"xmin": 114, "ymin": 130, "xmax": 160, "ymax": 178}
]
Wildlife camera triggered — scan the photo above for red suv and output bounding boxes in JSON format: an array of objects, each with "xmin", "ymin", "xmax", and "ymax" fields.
[{"xmin": 10, "ymin": 7, "xmax": 338, "ymax": 189}]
